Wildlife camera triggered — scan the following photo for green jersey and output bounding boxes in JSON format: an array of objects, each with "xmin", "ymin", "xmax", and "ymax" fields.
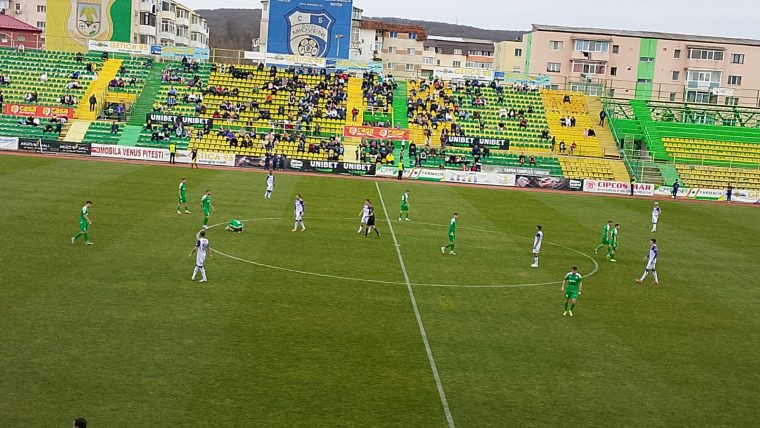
[
  {"xmin": 401, "ymin": 193, "xmax": 409, "ymax": 209},
  {"xmin": 179, "ymin": 182, "xmax": 187, "ymax": 203},
  {"xmin": 564, "ymin": 272, "xmax": 582, "ymax": 290},
  {"xmin": 80, "ymin": 206, "xmax": 89, "ymax": 223},
  {"xmin": 201, "ymin": 194, "xmax": 212, "ymax": 213},
  {"xmin": 448, "ymin": 217, "xmax": 457, "ymax": 237},
  {"xmin": 610, "ymin": 228, "xmax": 619, "ymax": 244},
  {"xmin": 230, "ymin": 219, "xmax": 243, "ymax": 229},
  {"xmin": 601, "ymin": 224, "xmax": 612, "ymax": 243}
]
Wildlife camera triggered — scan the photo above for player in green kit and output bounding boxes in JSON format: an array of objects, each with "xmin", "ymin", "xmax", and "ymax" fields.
[
  {"xmin": 226, "ymin": 219, "xmax": 244, "ymax": 233},
  {"xmin": 177, "ymin": 178, "xmax": 191, "ymax": 214},
  {"xmin": 607, "ymin": 223, "xmax": 620, "ymax": 262},
  {"xmin": 440, "ymin": 213, "xmax": 458, "ymax": 255},
  {"xmin": 594, "ymin": 220, "xmax": 613, "ymax": 254},
  {"xmin": 399, "ymin": 190, "xmax": 410, "ymax": 221},
  {"xmin": 201, "ymin": 190, "xmax": 213, "ymax": 229},
  {"xmin": 562, "ymin": 266, "xmax": 583, "ymax": 317},
  {"xmin": 71, "ymin": 201, "xmax": 94, "ymax": 245}
]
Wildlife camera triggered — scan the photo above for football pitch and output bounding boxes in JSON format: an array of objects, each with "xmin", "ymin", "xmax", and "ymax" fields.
[{"xmin": 1, "ymin": 154, "xmax": 759, "ymax": 426}]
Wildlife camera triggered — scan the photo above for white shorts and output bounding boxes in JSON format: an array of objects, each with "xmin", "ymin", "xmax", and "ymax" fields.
[
  {"xmin": 652, "ymin": 215, "xmax": 659, "ymax": 224},
  {"xmin": 196, "ymin": 256, "xmax": 206, "ymax": 267},
  {"xmin": 266, "ymin": 185, "xmax": 273, "ymax": 191},
  {"xmin": 295, "ymin": 211, "xmax": 303, "ymax": 221},
  {"xmin": 646, "ymin": 259, "xmax": 657, "ymax": 270},
  {"xmin": 533, "ymin": 244, "xmax": 542, "ymax": 254},
  {"xmin": 360, "ymin": 215, "xmax": 369, "ymax": 224}
]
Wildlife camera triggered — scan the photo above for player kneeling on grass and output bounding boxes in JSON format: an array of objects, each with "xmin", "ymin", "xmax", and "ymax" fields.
[
  {"xmin": 562, "ymin": 266, "xmax": 583, "ymax": 317},
  {"xmin": 226, "ymin": 219, "xmax": 244, "ymax": 233},
  {"xmin": 190, "ymin": 230, "xmax": 210, "ymax": 283}
]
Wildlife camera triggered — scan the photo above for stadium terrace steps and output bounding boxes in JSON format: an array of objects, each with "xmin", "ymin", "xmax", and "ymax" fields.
[
  {"xmin": 657, "ymin": 164, "xmax": 679, "ymax": 186},
  {"xmin": 608, "ymin": 159, "xmax": 631, "ymax": 182},
  {"xmin": 343, "ymin": 76, "xmax": 364, "ymax": 155},
  {"xmin": 630, "ymin": 99, "xmax": 668, "ymax": 161},
  {"xmin": 675, "ymin": 165, "xmax": 760, "ymax": 190},
  {"xmin": 63, "ymin": 120, "xmax": 92, "ymax": 143},
  {"xmin": 558, "ymin": 156, "xmax": 618, "ymax": 181},
  {"xmin": 76, "ymin": 59, "xmax": 123, "ymax": 121},
  {"xmin": 117, "ymin": 125, "xmax": 143, "ymax": 146},
  {"xmin": 127, "ymin": 65, "xmax": 163, "ymax": 126},
  {"xmin": 586, "ymin": 97, "xmax": 620, "ymax": 158},
  {"xmin": 392, "ymin": 80, "xmax": 408, "ymax": 129},
  {"xmin": 541, "ymin": 90, "xmax": 604, "ymax": 158}
]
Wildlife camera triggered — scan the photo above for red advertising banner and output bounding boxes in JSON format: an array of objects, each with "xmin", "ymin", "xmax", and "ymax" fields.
[
  {"xmin": 343, "ymin": 125, "xmax": 409, "ymax": 141},
  {"xmin": 4, "ymin": 103, "xmax": 75, "ymax": 119}
]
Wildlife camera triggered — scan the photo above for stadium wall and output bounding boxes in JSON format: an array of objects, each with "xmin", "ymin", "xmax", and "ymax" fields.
[{"xmin": 46, "ymin": 0, "xmax": 133, "ymax": 52}]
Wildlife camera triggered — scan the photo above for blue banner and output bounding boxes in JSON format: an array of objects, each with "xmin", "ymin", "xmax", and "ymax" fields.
[{"xmin": 267, "ymin": 0, "xmax": 353, "ymax": 59}]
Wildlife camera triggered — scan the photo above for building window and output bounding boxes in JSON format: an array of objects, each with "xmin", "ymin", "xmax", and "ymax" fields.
[
  {"xmin": 405, "ymin": 64, "xmax": 415, "ymax": 71},
  {"xmin": 672, "ymin": 71, "xmax": 680, "ymax": 81},
  {"xmin": 37, "ymin": 21, "xmax": 46, "ymax": 30},
  {"xmin": 388, "ymin": 46, "xmax": 396, "ymax": 54},
  {"xmin": 549, "ymin": 41, "xmax": 563, "ymax": 50},
  {"xmin": 612, "ymin": 45, "xmax": 620, "ymax": 54},
  {"xmin": 407, "ymin": 48, "xmax": 415, "ymax": 55},
  {"xmin": 389, "ymin": 31, "xmax": 398, "ymax": 38},
  {"xmin": 574, "ymin": 40, "xmax": 609, "ymax": 53},
  {"xmin": 423, "ymin": 57, "xmax": 434, "ymax": 65},
  {"xmin": 731, "ymin": 53, "xmax": 745, "ymax": 64},
  {"xmin": 638, "ymin": 79, "xmax": 652, "ymax": 83},
  {"xmin": 467, "ymin": 50, "xmax": 493, "ymax": 57},
  {"xmin": 727, "ymin": 75, "xmax": 742, "ymax": 86},
  {"xmin": 161, "ymin": 19, "xmax": 175, "ymax": 34},
  {"xmin": 141, "ymin": 12, "xmax": 157, "ymax": 27},
  {"xmin": 572, "ymin": 61, "xmax": 605, "ymax": 74},
  {"xmin": 452, "ymin": 61, "xmax": 461, "ymax": 67},
  {"xmin": 669, "ymin": 93, "xmax": 678, "ymax": 102},
  {"xmin": 547, "ymin": 62, "xmax": 561, "ymax": 73},
  {"xmin": 162, "ymin": 1, "xmax": 171, "ymax": 11},
  {"xmin": 465, "ymin": 61, "xmax": 492, "ymax": 69},
  {"xmin": 409, "ymin": 33, "xmax": 417, "ymax": 40},
  {"xmin": 386, "ymin": 62, "xmax": 394, "ymax": 69},
  {"xmin": 37, "ymin": 5, "xmax": 46, "ymax": 12},
  {"xmin": 17, "ymin": 35, "xmax": 25, "ymax": 41},
  {"xmin": 725, "ymin": 97, "xmax": 739, "ymax": 106},
  {"xmin": 639, "ymin": 57, "xmax": 654, "ymax": 63},
  {"xmin": 514, "ymin": 48, "xmax": 522, "ymax": 57},
  {"xmin": 453, "ymin": 48, "xmax": 462, "ymax": 55},
  {"xmin": 176, "ymin": 25, "xmax": 188, "ymax": 38},
  {"xmin": 610, "ymin": 67, "xmax": 617, "ymax": 76},
  {"xmin": 688, "ymin": 48, "xmax": 724, "ymax": 61},
  {"xmin": 674, "ymin": 49, "xmax": 681, "ymax": 59}
]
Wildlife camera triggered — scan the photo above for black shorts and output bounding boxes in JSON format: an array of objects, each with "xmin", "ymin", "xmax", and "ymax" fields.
[{"xmin": 367, "ymin": 216, "xmax": 376, "ymax": 226}]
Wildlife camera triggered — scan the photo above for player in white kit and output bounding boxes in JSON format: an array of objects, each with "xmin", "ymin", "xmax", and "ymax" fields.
[
  {"xmin": 264, "ymin": 171, "xmax": 274, "ymax": 199},
  {"xmin": 189, "ymin": 230, "xmax": 210, "ymax": 283},
  {"xmin": 651, "ymin": 202, "xmax": 661, "ymax": 232},
  {"xmin": 292, "ymin": 194, "xmax": 305, "ymax": 232},
  {"xmin": 357, "ymin": 199, "xmax": 370, "ymax": 234},
  {"xmin": 636, "ymin": 238, "xmax": 659, "ymax": 285},
  {"xmin": 531, "ymin": 225, "xmax": 543, "ymax": 268}
]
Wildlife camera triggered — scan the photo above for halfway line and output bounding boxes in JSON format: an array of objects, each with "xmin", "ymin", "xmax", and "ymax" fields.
[{"xmin": 375, "ymin": 181, "xmax": 456, "ymax": 428}]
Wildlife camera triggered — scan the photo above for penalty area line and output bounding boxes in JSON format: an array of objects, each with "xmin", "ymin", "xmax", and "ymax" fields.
[{"xmin": 375, "ymin": 181, "xmax": 456, "ymax": 428}]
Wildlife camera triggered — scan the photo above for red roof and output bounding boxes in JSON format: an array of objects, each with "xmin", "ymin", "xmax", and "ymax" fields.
[{"xmin": 0, "ymin": 13, "xmax": 43, "ymax": 33}]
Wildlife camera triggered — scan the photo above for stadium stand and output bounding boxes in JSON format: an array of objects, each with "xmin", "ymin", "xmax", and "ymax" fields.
[{"xmin": 407, "ymin": 78, "xmax": 455, "ymax": 148}]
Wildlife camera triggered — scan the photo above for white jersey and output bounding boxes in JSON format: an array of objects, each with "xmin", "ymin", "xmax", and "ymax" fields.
[
  {"xmin": 646, "ymin": 244, "xmax": 658, "ymax": 269},
  {"xmin": 533, "ymin": 230, "xmax": 543, "ymax": 253},
  {"xmin": 196, "ymin": 237, "xmax": 209, "ymax": 266},
  {"xmin": 361, "ymin": 204, "xmax": 370, "ymax": 222},
  {"xmin": 266, "ymin": 175, "xmax": 274, "ymax": 190},
  {"xmin": 294, "ymin": 199, "xmax": 304, "ymax": 221},
  {"xmin": 652, "ymin": 205, "xmax": 661, "ymax": 223}
]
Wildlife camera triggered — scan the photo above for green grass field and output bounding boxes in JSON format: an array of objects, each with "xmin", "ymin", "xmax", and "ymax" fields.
[{"xmin": 2, "ymin": 154, "xmax": 759, "ymax": 426}]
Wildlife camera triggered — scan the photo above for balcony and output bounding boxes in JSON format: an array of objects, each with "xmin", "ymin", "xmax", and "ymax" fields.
[
  {"xmin": 571, "ymin": 49, "xmax": 609, "ymax": 63},
  {"xmin": 685, "ymin": 80, "xmax": 720, "ymax": 90}
]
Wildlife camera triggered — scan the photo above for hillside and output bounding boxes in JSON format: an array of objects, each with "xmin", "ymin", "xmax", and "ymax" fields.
[{"xmin": 197, "ymin": 8, "xmax": 525, "ymax": 51}]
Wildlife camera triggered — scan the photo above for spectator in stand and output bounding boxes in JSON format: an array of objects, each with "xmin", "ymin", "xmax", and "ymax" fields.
[
  {"xmin": 529, "ymin": 155, "xmax": 536, "ymax": 166},
  {"xmin": 75, "ymin": 52, "xmax": 84, "ymax": 63},
  {"xmin": 569, "ymin": 142, "xmax": 577, "ymax": 156},
  {"xmin": 519, "ymin": 153, "xmax": 526, "ymax": 165},
  {"xmin": 551, "ymin": 137, "xmax": 557, "ymax": 153},
  {"xmin": 563, "ymin": 94, "xmax": 571, "ymax": 103},
  {"xmin": 110, "ymin": 121, "xmax": 119, "ymax": 134},
  {"xmin": 570, "ymin": 116, "xmax": 577, "ymax": 127},
  {"xmin": 89, "ymin": 94, "xmax": 97, "ymax": 112},
  {"xmin": 599, "ymin": 110, "xmax": 607, "ymax": 127},
  {"xmin": 559, "ymin": 141, "xmax": 566, "ymax": 154},
  {"xmin": 40, "ymin": 72, "xmax": 48, "ymax": 83},
  {"xmin": 0, "ymin": 90, "xmax": 4, "ymax": 110}
]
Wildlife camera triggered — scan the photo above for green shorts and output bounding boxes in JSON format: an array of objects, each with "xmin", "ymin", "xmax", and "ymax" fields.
[
  {"xmin": 203, "ymin": 209, "xmax": 211, "ymax": 217},
  {"xmin": 179, "ymin": 194, "xmax": 187, "ymax": 204},
  {"xmin": 448, "ymin": 234, "xmax": 456, "ymax": 243},
  {"xmin": 600, "ymin": 238, "xmax": 609, "ymax": 245},
  {"xmin": 401, "ymin": 203, "xmax": 409, "ymax": 211},
  {"xmin": 79, "ymin": 221, "xmax": 89, "ymax": 232},
  {"xmin": 610, "ymin": 242, "xmax": 618, "ymax": 251},
  {"xmin": 564, "ymin": 288, "xmax": 579, "ymax": 300}
]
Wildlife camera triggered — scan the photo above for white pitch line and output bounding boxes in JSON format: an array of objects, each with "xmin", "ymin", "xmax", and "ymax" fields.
[{"xmin": 375, "ymin": 181, "xmax": 455, "ymax": 428}]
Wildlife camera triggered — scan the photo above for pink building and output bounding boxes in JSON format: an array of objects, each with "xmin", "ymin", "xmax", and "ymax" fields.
[{"xmin": 525, "ymin": 24, "xmax": 760, "ymax": 107}]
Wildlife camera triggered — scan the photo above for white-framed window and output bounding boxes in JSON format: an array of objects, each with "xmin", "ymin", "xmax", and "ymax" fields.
[
  {"xmin": 467, "ymin": 50, "xmax": 493, "ymax": 57},
  {"xmin": 388, "ymin": 46, "xmax": 396, "ymax": 54},
  {"xmin": 572, "ymin": 61, "xmax": 606, "ymax": 74},
  {"xmin": 546, "ymin": 62, "xmax": 561, "ymax": 73},
  {"xmin": 351, "ymin": 27, "xmax": 360, "ymax": 43},
  {"xmin": 725, "ymin": 97, "xmax": 739, "ymax": 106},
  {"xmin": 453, "ymin": 48, "xmax": 462, "ymax": 55},
  {"xmin": 672, "ymin": 71, "xmax": 680, "ymax": 81},
  {"xmin": 405, "ymin": 63, "xmax": 415, "ymax": 71},
  {"xmin": 687, "ymin": 91, "xmax": 713, "ymax": 103},
  {"xmin": 514, "ymin": 48, "xmax": 522, "ymax": 57},
  {"xmin": 452, "ymin": 61, "xmax": 461, "ymax": 67},
  {"xmin": 610, "ymin": 66, "xmax": 617, "ymax": 76},
  {"xmin": 549, "ymin": 40, "xmax": 563, "ymax": 50},
  {"xmin": 688, "ymin": 48, "xmax": 724, "ymax": 61},
  {"xmin": 639, "ymin": 57, "xmax": 654, "ymax": 63},
  {"xmin": 669, "ymin": 92, "xmax": 678, "ymax": 102},
  {"xmin": 687, "ymin": 69, "xmax": 722, "ymax": 83},
  {"xmin": 727, "ymin": 75, "xmax": 742, "ymax": 86},
  {"xmin": 423, "ymin": 57, "xmax": 434, "ymax": 65},
  {"xmin": 574, "ymin": 39, "xmax": 609, "ymax": 53},
  {"xmin": 407, "ymin": 48, "xmax": 415, "ymax": 55},
  {"xmin": 386, "ymin": 62, "xmax": 394, "ymax": 69},
  {"xmin": 17, "ymin": 35, "xmax": 25, "ymax": 41},
  {"xmin": 389, "ymin": 31, "xmax": 398, "ymax": 38},
  {"xmin": 36, "ymin": 21, "xmax": 46, "ymax": 30},
  {"xmin": 161, "ymin": 19, "xmax": 175, "ymax": 34},
  {"xmin": 37, "ymin": 5, "xmax": 46, "ymax": 12},
  {"xmin": 465, "ymin": 61, "xmax": 492, "ymax": 69},
  {"xmin": 612, "ymin": 45, "xmax": 620, "ymax": 54},
  {"xmin": 176, "ymin": 25, "xmax": 188, "ymax": 38},
  {"xmin": 731, "ymin": 53, "xmax": 745, "ymax": 64},
  {"xmin": 409, "ymin": 33, "xmax": 417, "ymax": 40},
  {"xmin": 674, "ymin": 49, "xmax": 681, "ymax": 59}
]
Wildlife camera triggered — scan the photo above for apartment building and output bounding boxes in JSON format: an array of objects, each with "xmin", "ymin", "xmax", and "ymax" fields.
[
  {"xmin": 420, "ymin": 35, "xmax": 494, "ymax": 76},
  {"xmin": 0, "ymin": 0, "xmax": 46, "ymax": 40},
  {"xmin": 361, "ymin": 19, "xmax": 426, "ymax": 78},
  {"xmin": 493, "ymin": 39, "xmax": 525, "ymax": 72},
  {"xmin": 525, "ymin": 24, "xmax": 760, "ymax": 106}
]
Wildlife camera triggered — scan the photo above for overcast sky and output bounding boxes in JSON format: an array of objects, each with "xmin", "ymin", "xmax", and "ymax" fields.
[{"xmin": 181, "ymin": 0, "xmax": 760, "ymax": 39}]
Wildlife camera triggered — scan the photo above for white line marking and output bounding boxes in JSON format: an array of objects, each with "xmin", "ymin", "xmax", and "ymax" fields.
[{"xmin": 375, "ymin": 181, "xmax": 455, "ymax": 428}]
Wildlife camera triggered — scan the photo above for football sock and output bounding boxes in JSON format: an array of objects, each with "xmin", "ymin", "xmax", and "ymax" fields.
[
  {"xmin": 652, "ymin": 271, "xmax": 659, "ymax": 283},
  {"xmin": 571, "ymin": 303, "xmax": 576, "ymax": 310},
  {"xmin": 564, "ymin": 302, "xmax": 568, "ymax": 311},
  {"xmin": 374, "ymin": 228, "xmax": 380, "ymax": 237},
  {"xmin": 294, "ymin": 221, "xmax": 298, "ymax": 229},
  {"xmin": 73, "ymin": 232, "xmax": 82, "ymax": 240},
  {"xmin": 84, "ymin": 233, "xmax": 89, "ymax": 242},
  {"xmin": 533, "ymin": 256, "xmax": 539, "ymax": 265},
  {"xmin": 192, "ymin": 266, "xmax": 199, "ymax": 280},
  {"xmin": 640, "ymin": 271, "xmax": 649, "ymax": 281},
  {"xmin": 364, "ymin": 228, "xmax": 369, "ymax": 237},
  {"xmin": 200, "ymin": 267, "xmax": 207, "ymax": 281},
  {"xmin": 203, "ymin": 217, "xmax": 208, "ymax": 226},
  {"xmin": 357, "ymin": 226, "xmax": 363, "ymax": 233}
]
